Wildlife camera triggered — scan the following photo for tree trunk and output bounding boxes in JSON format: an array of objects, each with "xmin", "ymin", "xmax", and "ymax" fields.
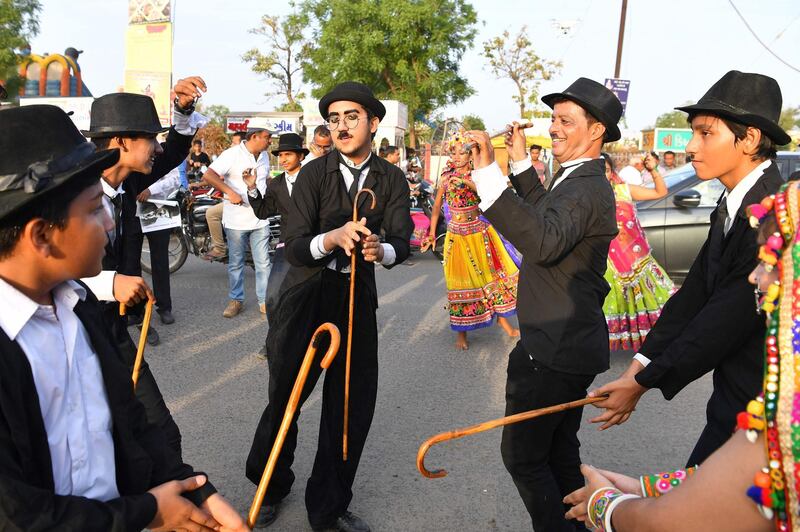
[{"xmin": 408, "ymin": 114, "xmax": 417, "ymax": 148}]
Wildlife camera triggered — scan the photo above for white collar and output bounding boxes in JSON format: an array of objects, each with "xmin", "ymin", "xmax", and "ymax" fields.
[
  {"xmin": 341, "ymin": 152, "xmax": 371, "ymax": 170},
  {"xmin": 101, "ymin": 178, "xmax": 124, "ymax": 198},
  {"xmin": 0, "ymin": 279, "xmax": 86, "ymax": 341},
  {"xmin": 724, "ymin": 159, "xmax": 772, "ymax": 219},
  {"xmin": 559, "ymin": 157, "xmax": 594, "ymax": 168},
  {"xmin": 240, "ymin": 141, "xmax": 266, "ymax": 160},
  {"xmin": 285, "ymin": 170, "xmax": 300, "ymax": 182}
]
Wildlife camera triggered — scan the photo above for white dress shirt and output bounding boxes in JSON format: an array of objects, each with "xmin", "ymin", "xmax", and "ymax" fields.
[
  {"xmin": 471, "ymin": 157, "xmax": 592, "ymax": 212},
  {"xmin": 0, "ymin": 279, "xmax": 119, "ymax": 501},
  {"xmin": 309, "ymin": 153, "xmax": 396, "ymax": 269},
  {"xmin": 632, "ymin": 159, "xmax": 772, "ymax": 369},
  {"xmin": 81, "ymin": 109, "xmax": 205, "ymax": 302},
  {"xmin": 209, "ymin": 141, "xmax": 269, "ymax": 231}
]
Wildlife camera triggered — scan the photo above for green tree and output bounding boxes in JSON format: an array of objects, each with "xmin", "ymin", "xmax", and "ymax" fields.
[
  {"xmin": 654, "ymin": 110, "xmax": 688, "ymax": 128},
  {"xmin": 461, "ymin": 114, "xmax": 485, "ymax": 131},
  {"xmin": 0, "ymin": 0, "xmax": 41, "ymax": 99},
  {"xmin": 483, "ymin": 26, "xmax": 561, "ymax": 119},
  {"xmin": 298, "ymin": 0, "xmax": 478, "ymax": 146},
  {"xmin": 242, "ymin": 10, "xmax": 309, "ymax": 109},
  {"xmin": 197, "ymin": 103, "xmax": 230, "ymax": 127},
  {"xmin": 779, "ymin": 107, "xmax": 799, "ymax": 131}
]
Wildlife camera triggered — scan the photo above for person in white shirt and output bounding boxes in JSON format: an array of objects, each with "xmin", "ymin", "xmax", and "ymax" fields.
[
  {"xmin": 0, "ymin": 104, "xmax": 247, "ymax": 531},
  {"xmin": 618, "ymin": 155, "xmax": 646, "ymax": 185},
  {"xmin": 302, "ymin": 125, "xmax": 333, "ymax": 166},
  {"xmin": 201, "ymin": 127, "xmax": 274, "ymax": 318}
]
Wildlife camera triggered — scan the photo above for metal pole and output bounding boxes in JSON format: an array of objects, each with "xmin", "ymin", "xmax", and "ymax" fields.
[{"xmin": 614, "ymin": 0, "xmax": 628, "ymax": 78}]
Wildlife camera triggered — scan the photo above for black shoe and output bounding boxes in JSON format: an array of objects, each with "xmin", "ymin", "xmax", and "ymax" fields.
[
  {"xmin": 313, "ymin": 511, "xmax": 371, "ymax": 532},
  {"xmin": 137, "ymin": 324, "xmax": 160, "ymax": 346},
  {"xmin": 157, "ymin": 309, "xmax": 175, "ymax": 325},
  {"xmin": 254, "ymin": 503, "xmax": 279, "ymax": 528},
  {"xmin": 126, "ymin": 313, "xmax": 143, "ymax": 327}
]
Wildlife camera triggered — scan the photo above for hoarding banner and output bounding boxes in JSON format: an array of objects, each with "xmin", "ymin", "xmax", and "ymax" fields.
[{"xmin": 604, "ymin": 78, "xmax": 631, "ymax": 115}]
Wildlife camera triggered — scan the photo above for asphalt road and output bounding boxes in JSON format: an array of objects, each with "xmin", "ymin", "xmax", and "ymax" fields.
[{"xmin": 140, "ymin": 252, "xmax": 712, "ymax": 531}]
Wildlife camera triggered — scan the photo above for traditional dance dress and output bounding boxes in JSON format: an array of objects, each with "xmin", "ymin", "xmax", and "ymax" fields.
[
  {"xmin": 441, "ymin": 169, "xmax": 519, "ymax": 331},
  {"xmin": 603, "ymin": 179, "xmax": 674, "ymax": 350}
]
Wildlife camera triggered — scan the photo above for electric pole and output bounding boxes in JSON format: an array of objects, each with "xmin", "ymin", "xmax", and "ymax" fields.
[{"xmin": 614, "ymin": 0, "xmax": 628, "ymax": 78}]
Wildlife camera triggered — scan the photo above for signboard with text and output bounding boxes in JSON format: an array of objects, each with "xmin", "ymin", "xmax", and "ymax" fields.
[
  {"xmin": 604, "ymin": 78, "xmax": 630, "ymax": 115},
  {"xmin": 654, "ymin": 128, "xmax": 692, "ymax": 153},
  {"xmin": 226, "ymin": 115, "xmax": 301, "ymax": 135}
]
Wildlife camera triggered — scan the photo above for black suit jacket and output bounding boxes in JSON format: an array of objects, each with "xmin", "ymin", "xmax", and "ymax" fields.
[
  {"xmin": 250, "ymin": 172, "xmax": 291, "ymax": 240},
  {"xmin": 118, "ymin": 127, "xmax": 194, "ymax": 242},
  {"xmin": 483, "ymin": 159, "xmax": 618, "ymax": 375},
  {"xmin": 0, "ymin": 286, "xmax": 213, "ymax": 531},
  {"xmin": 283, "ymin": 150, "xmax": 414, "ymax": 307},
  {"xmin": 636, "ymin": 163, "xmax": 784, "ymax": 407}
]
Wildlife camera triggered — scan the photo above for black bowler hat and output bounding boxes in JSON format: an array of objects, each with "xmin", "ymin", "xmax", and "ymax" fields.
[
  {"xmin": 271, "ymin": 133, "xmax": 309, "ymax": 156},
  {"xmin": 676, "ymin": 71, "xmax": 790, "ymax": 145},
  {"xmin": 0, "ymin": 105, "xmax": 119, "ymax": 222},
  {"xmin": 318, "ymin": 81, "xmax": 386, "ymax": 121},
  {"xmin": 542, "ymin": 78, "xmax": 623, "ymax": 142},
  {"xmin": 83, "ymin": 93, "xmax": 169, "ymax": 138}
]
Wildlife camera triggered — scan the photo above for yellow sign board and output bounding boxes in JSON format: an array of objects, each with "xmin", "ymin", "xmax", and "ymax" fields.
[{"xmin": 124, "ymin": 21, "xmax": 172, "ymax": 126}]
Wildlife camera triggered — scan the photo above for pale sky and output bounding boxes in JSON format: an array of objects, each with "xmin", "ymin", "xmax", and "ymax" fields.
[{"xmin": 31, "ymin": 0, "xmax": 800, "ymax": 133}]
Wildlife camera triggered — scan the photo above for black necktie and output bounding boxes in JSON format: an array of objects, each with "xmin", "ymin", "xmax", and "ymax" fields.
[
  {"xmin": 340, "ymin": 157, "xmax": 362, "ymax": 204},
  {"xmin": 706, "ymin": 195, "xmax": 728, "ymax": 289},
  {"xmin": 548, "ymin": 166, "xmax": 566, "ymax": 191}
]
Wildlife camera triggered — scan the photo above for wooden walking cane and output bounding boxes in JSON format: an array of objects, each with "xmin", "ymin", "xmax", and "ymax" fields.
[
  {"xmin": 247, "ymin": 323, "xmax": 341, "ymax": 529},
  {"xmin": 417, "ymin": 395, "xmax": 608, "ymax": 478},
  {"xmin": 344, "ymin": 188, "xmax": 376, "ymax": 461},
  {"xmin": 119, "ymin": 299, "xmax": 154, "ymax": 390}
]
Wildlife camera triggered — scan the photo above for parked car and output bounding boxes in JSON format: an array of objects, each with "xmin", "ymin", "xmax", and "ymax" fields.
[{"xmin": 636, "ymin": 152, "xmax": 798, "ymax": 283}]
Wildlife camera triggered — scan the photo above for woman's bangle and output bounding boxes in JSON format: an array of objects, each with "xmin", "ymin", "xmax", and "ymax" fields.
[{"xmin": 588, "ymin": 487, "xmax": 640, "ymax": 531}]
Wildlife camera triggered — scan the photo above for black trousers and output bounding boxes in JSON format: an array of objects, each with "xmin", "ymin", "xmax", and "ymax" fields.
[
  {"xmin": 101, "ymin": 301, "xmax": 182, "ymax": 455},
  {"xmin": 246, "ymin": 269, "xmax": 378, "ymax": 528},
  {"xmin": 265, "ymin": 247, "xmax": 290, "ymax": 321},
  {"xmin": 687, "ymin": 371, "xmax": 741, "ymax": 466},
  {"xmin": 121, "ymin": 227, "xmax": 172, "ymax": 312},
  {"xmin": 500, "ymin": 343, "xmax": 594, "ymax": 532}
]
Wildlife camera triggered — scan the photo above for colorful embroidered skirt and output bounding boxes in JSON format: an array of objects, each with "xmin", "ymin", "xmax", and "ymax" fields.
[
  {"xmin": 443, "ymin": 206, "xmax": 519, "ymax": 332},
  {"xmin": 603, "ymin": 254, "xmax": 674, "ymax": 351}
]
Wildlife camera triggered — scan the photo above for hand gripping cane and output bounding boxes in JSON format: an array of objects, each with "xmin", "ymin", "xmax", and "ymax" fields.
[
  {"xmin": 344, "ymin": 188, "xmax": 377, "ymax": 461},
  {"xmin": 119, "ymin": 299, "xmax": 155, "ymax": 389},
  {"xmin": 417, "ymin": 395, "xmax": 608, "ymax": 478},
  {"xmin": 247, "ymin": 323, "xmax": 341, "ymax": 529}
]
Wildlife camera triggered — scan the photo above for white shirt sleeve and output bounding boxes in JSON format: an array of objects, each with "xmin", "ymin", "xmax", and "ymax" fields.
[
  {"xmin": 471, "ymin": 161, "xmax": 512, "ymax": 212},
  {"xmin": 310, "ymin": 233, "xmax": 333, "ymax": 259},
  {"xmin": 172, "ymin": 110, "xmax": 209, "ymax": 136},
  {"xmin": 509, "ymin": 158, "xmax": 533, "ymax": 176},
  {"xmin": 147, "ymin": 170, "xmax": 182, "ymax": 197},
  {"xmin": 380, "ymin": 243, "xmax": 396, "ymax": 266},
  {"xmin": 633, "ymin": 353, "xmax": 651, "ymax": 367},
  {"xmin": 209, "ymin": 149, "xmax": 232, "ymax": 176},
  {"xmin": 81, "ymin": 270, "xmax": 117, "ymax": 302}
]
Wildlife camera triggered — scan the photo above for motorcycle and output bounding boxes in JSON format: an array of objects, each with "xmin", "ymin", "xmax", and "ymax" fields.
[
  {"xmin": 140, "ymin": 186, "xmax": 280, "ymax": 274},
  {"xmin": 408, "ymin": 180, "xmax": 446, "ymax": 261}
]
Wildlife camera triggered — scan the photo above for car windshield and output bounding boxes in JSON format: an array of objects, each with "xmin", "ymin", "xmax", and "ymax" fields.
[{"xmin": 661, "ymin": 163, "xmax": 696, "ymax": 189}]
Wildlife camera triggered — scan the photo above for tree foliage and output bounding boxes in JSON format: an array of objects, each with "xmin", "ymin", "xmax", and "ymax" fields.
[
  {"xmin": 0, "ymin": 0, "xmax": 41, "ymax": 99},
  {"xmin": 195, "ymin": 123, "xmax": 231, "ymax": 157},
  {"xmin": 298, "ymin": 0, "xmax": 478, "ymax": 146},
  {"xmin": 654, "ymin": 110, "xmax": 688, "ymax": 129},
  {"xmin": 461, "ymin": 114, "xmax": 485, "ymax": 131},
  {"xmin": 198, "ymin": 103, "xmax": 230, "ymax": 127},
  {"xmin": 483, "ymin": 26, "xmax": 561, "ymax": 119},
  {"xmin": 242, "ymin": 10, "xmax": 309, "ymax": 107}
]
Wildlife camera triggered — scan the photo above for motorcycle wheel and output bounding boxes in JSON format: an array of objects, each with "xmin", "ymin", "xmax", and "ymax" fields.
[{"xmin": 141, "ymin": 228, "xmax": 189, "ymax": 274}]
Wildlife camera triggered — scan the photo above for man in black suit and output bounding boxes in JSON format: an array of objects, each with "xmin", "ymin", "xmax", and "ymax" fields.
[
  {"xmin": 245, "ymin": 82, "xmax": 413, "ymax": 531},
  {"xmin": 0, "ymin": 104, "xmax": 245, "ymax": 531},
  {"xmin": 590, "ymin": 71, "xmax": 790, "ymax": 467},
  {"xmin": 467, "ymin": 78, "xmax": 620, "ymax": 531},
  {"xmin": 81, "ymin": 77, "xmax": 207, "ymax": 455}
]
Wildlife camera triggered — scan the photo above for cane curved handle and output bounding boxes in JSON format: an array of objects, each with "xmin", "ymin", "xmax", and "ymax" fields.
[
  {"xmin": 417, "ymin": 395, "xmax": 608, "ymax": 479},
  {"xmin": 352, "ymin": 188, "xmax": 377, "ymax": 221},
  {"xmin": 247, "ymin": 323, "xmax": 341, "ymax": 528},
  {"xmin": 313, "ymin": 323, "xmax": 341, "ymax": 369}
]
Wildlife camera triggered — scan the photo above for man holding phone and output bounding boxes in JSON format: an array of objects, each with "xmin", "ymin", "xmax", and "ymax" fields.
[{"xmin": 200, "ymin": 127, "xmax": 274, "ymax": 317}]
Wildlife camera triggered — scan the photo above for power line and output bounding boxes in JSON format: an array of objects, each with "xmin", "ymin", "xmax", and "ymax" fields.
[{"xmin": 728, "ymin": 0, "xmax": 800, "ymax": 74}]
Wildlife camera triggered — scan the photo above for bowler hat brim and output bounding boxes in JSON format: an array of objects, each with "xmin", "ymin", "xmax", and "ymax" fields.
[
  {"xmin": 0, "ymin": 148, "xmax": 119, "ymax": 221},
  {"xmin": 675, "ymin": 101, "xmax": 791, "ymax": 145},
  {"xmin": 82, "ymin": 125, "xmax": 170, "ymax": 138},
  {"xmin": 271, "ymin": 147, "xmax": 310, "ymax": 156},
  {"xmin": 542, "ymin": 92, "xmax": 621, "ymax": 143},
  {"xmin": 319, "ymin": 88, "xmax": 386, "ymax": 121}
]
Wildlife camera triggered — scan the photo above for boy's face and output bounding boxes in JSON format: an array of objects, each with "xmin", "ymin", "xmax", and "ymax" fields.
[
  {"xmin": 118, "ymin": 135, "xmax": 163, "ymax": 175},
  {"xmin": 686, "ymin": 114, "xmax": 742, "ymax": 181},
  {"xmin": 49, "ymin": 181, "xmax": 114, "ymax": 278},
  {"xmin": 278, "ymin": 150, "xmax": 303, "ymax": 173}
]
